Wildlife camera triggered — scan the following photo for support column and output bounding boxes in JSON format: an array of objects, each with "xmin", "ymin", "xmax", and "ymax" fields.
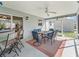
[
  {"xmin": 77, "ymin": 2, "xmax": 79, "ymax": 39},
  {"xmin": 45, "ymin": 20, "xmax": 46, "ymax": 31},
  {"xmin": 10, "ymin": 15, "xmax": 13, "ymax": 30},
  {"xmin": 61, "ymin": 19, "xmax": 64, "ymax": 37}
]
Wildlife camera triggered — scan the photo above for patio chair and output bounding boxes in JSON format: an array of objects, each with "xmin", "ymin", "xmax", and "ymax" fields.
[
  {"xmin": 32, "ymin": 31, "xmax": 41, "ymax": 46},
  {"xmin": 42, "ymin": 30, "xmax": 57, "ymax": 45},
  {"xmin": 0, "ymin": 34, "xmax": 10, "ymax": 57},
  {"xmin": 44, "ymin": 31, "xmax": 54, "ymax": 45},
  {"xmin": 8, "ymin": 32, "xmax": 22, "ymax": 53},
  {"xmin": 0, "ymin": 32, "xmax": 20, "ymax": 57},
  {"xmin": 15, "ymin": 29, "xmax": 24, "ymax": 48},
  {"xmin": 19, "ymin": 30, "xmax": 24, "ymax": 47},
  {"xmin": 15, "ymin": 29, "xmax": 25, "ymax": 50},
  {"xmin": 51, "ymin": 30, "xmax": 58, "ymax": 43}
]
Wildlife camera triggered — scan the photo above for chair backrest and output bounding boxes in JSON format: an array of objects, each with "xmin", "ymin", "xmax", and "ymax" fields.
[
  {"xmin": 32, "ymin": 31, "xmax": 38, "ymax": 40},
  {"xmin": 0, "ymin": 47, "xmax": 2, "ymax": 52},
  {"xmin": 0, "ymin": 33, "xmax": 9, "ymax": 56},
  {"xmin": 49, "ymin": 29, "xmax": 54, "ymax": 32},
  {"xmin": 0, "ymin": 32, "xmax": 17, "ymax": 56},
  {"xmin": 8, "ymin": 32, "xmax": 17, "ymax": 41},
  {"xmin": 0, "ymin": 33, "xmax": 9, "ymax": 50},
  {"xmin": 4, "ymin": 32, "xmax": 17, "ymax": 47},
  {"xmin": 5, "ymin": 34, "xmax": 9, "ymax": 49},
  {"xmin": 47, "ymin": 32, "xmax": 54, "ymax": 39},
  {"xmin": 19, "ymin": 30, "xmax": 24, "ymax": 39},
  {"xmin": 20, "ymin": 30, "xmax": 24, "ymax": 35}
]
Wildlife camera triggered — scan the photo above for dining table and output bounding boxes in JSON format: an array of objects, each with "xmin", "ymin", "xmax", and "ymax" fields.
[
  {"xmin": 37, "ymin": 31, "xmax": 53, "ymax": 42},
  {"xmin": 38, "ymin": 31, "xmax": 53, "ymax": 36}
]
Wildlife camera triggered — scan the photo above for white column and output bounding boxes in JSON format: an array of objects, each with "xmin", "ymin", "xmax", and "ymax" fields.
[
  {"xmin": 10, "ymin": 15, "xmax": 13, "ymax": 30},
  {"xmin": 61, "ymin": 19, "xmax": 64, "ymax": 37},
  {"xmin": 45, "ymin": 20, "xmax": 46, "ymax": 31},
  {"xmin": 75, "ymin": 15, "xmax": 78, "ymax": 39},
  {"xmin": 76, "ymin": 2, "xmax": 79, "ymax": 39}
]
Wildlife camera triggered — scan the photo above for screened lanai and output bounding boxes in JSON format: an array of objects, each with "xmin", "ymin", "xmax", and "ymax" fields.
[{"xmin": 41, "ymin": 13, "xmax": 77, "ymax": 40}]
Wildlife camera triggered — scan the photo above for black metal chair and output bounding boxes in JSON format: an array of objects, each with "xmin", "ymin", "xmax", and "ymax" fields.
[
  {"xmin": 42, "ymin": 30, "xmax": 57, "ymax": 45},
  {"xmin": 13, "ymin": 29, "xmax": 24, "ymax": 52},
  {"xmin": 52, "ymin": 30, "xmax": 58, "ymax": 40},
  {"xmin": 42, "ymin": 31, "xmax": 54, "ymax": 45},
  {"xmin": 8, "ymin": 32, "xmax": 21, "ymax": 54},
  {"xmin": 0, "ymin": 47, "xmax": 2, "ymax": 55},
  {"xmin": 0, "ymin": 33, "xmax": 9, "ymax": 57},
  {"xmin": 8, "ymin": 30, "xmax": 24, "ymax": 54},
  {"xmin": 0, "ymin": 32, "xmax": 20, "ymax": 57},
  {"xmin": 49, "ymin": 30, "xmax": 57, "ymax": 45}
]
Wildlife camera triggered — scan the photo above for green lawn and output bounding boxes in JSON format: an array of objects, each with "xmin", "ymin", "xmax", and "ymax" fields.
[
  {"xmin": 58, "ymin": 31, "xmax": 75, "ymax": 38},
  {"xmin": 63, "ymin": 32, "xmax": 75, "ymax": 38}
]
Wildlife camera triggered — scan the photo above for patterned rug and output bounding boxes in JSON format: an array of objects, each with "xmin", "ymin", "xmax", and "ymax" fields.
[{"xmin": 26, "ymin": 39, "xmax": 66, "ymax": 57}]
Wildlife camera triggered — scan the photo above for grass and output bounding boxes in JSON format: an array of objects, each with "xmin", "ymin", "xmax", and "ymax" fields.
[
  {"xmin": 63, "ymin": 32, "xmax": 75, "ymax": 38},
  {"xmin": 58, "ymin": 31, "xmax": 75, "ymax": 38}
]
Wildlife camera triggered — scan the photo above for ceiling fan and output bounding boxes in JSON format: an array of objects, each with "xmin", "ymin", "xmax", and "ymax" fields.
[{"xmin": 45, "ymin": 6, "xmax": 56, "ymax": 16}]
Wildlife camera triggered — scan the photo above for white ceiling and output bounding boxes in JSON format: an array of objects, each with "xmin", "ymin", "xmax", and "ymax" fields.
[{"xmin": 3, "ymin": 1, "xmax": 78, "ymax": 18}]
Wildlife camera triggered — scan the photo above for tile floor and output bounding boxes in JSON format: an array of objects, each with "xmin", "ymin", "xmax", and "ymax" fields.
[
  {"xmin": 5, "ymin": 40, "xmax": 48, "ymax": 57},
  {"xmin": 62, "ymin": 39, "xmax": 77, "ymax": 57},
  {"xmin": 5, "ymin": 38, "xmax": 79, "ymax": 57}
]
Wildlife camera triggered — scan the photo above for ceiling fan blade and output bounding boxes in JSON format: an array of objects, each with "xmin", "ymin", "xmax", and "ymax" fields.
[{"xmin": 49, "ymin": 11, "xmax": 56, "ymax": 14}]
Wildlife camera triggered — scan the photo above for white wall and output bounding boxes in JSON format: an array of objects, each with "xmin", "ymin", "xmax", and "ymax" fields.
[{"xmin": 0, "ymin": 7, "xmax": 43, "ymax": 41}]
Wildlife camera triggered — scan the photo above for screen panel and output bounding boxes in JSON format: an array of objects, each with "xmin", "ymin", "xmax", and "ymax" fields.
[{"xmin": 78, "ymin": 15, "xmax": 79, "ymax": 33}]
